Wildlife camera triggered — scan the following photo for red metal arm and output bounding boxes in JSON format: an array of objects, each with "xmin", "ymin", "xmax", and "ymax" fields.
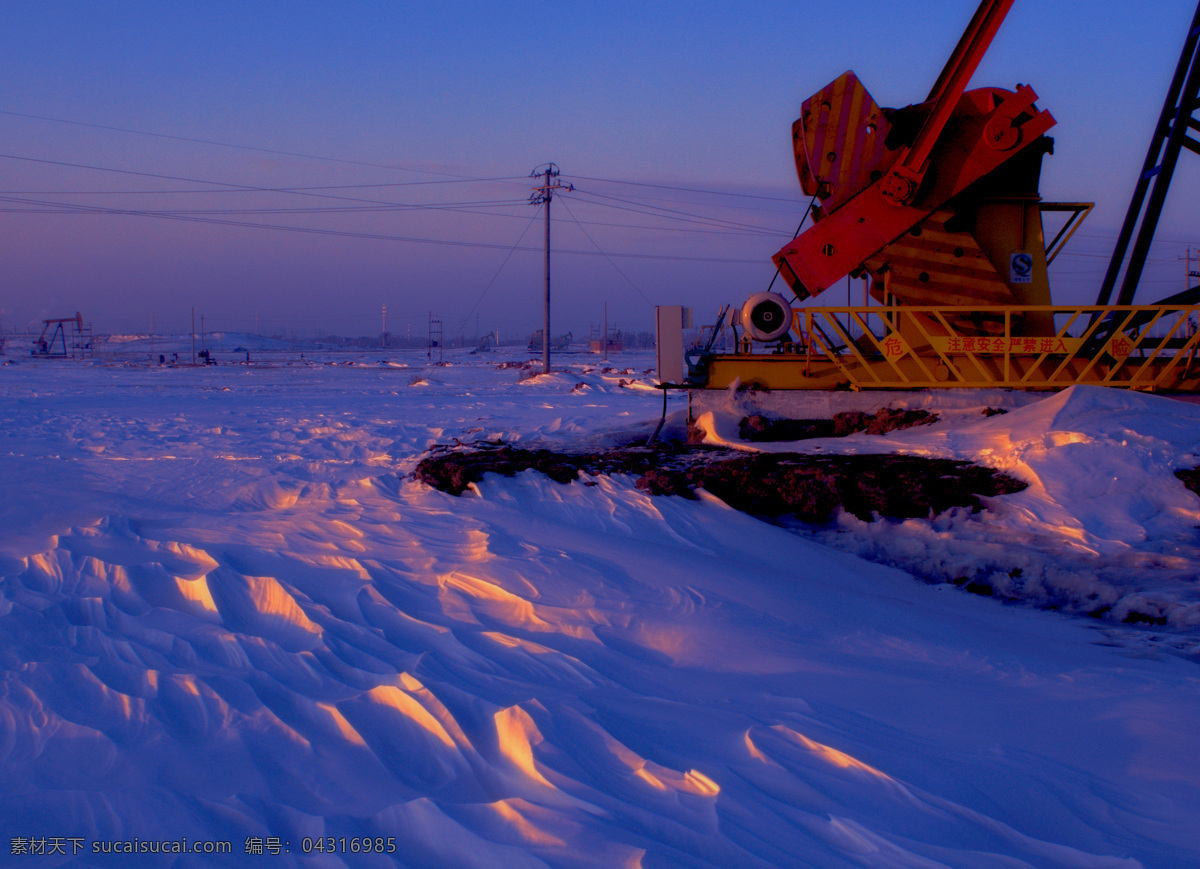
[{"xmin": 884, "ymin": 0, "xmax": 1015, "ymax": 204}]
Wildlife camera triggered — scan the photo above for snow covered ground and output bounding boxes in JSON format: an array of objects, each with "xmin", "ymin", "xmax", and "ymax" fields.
[
  {"xmin": 1, "ymin": 340, "xmax": 1198, "ymax": 868},
  {"xmin": 695, "ymin": 382, "xmax": 1200, "ymax": 639}
]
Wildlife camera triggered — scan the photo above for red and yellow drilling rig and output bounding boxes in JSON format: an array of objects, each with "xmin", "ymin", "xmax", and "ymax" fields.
[{"xmin": 689, "ymin": 0, "xmax": 1200, "ymax": 393}]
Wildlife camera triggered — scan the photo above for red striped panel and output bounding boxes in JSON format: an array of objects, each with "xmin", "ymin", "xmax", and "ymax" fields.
[{"xmin": 794, "ymin": 72, "xmax": 893, "ymax": 214}]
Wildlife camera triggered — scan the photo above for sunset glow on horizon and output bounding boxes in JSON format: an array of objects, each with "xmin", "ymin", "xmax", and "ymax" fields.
[{"xmin": 3, "ymin": 0, "xmax": 1198, "ymax": 340}]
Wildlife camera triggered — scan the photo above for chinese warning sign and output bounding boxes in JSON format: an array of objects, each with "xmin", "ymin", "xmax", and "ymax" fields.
[
  {"xmin": 929, "ymin": 336, "xmax": 1084, "ymax": 354},
  {"xmin": 882, "ymin": 334, "xmax": 908, "ymax": 359},
  {"xmin": 1106, "ymin": 334, "xmax": 1133, "ymax": 359}
]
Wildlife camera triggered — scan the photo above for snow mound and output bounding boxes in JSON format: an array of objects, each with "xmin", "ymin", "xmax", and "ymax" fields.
[{"xmin": 698, "ymin": 386, "xmax": 1200, "ymax": 633}]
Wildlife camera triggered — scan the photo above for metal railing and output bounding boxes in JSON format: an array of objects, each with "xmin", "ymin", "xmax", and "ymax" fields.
[{"xmin": 778, "ymin": 304, "xmax": 1200, "ymax": 389}]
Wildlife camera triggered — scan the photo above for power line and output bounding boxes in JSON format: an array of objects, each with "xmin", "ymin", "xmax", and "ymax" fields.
[
  {"xmin": 566, "ymin": 187, "xmax": 788, "ymax": 234},
  {"xmin": 0, "ymin": 108, "xmax": 500, "ymax": 183},
  {"xmin": 0, "ymin": 177, "xmax": 528, "ymax": 196},
  {"xmin": 1, "ymin": 109, "xmax": 810, "ymax": 210},
  {"xmin": 1, "ymin": 150, "xmax": 794, "ymax": 240},
  {"xmin": 0, "ymin": 134, "xmax": 794, "ymax": 265},
  {"xmin": 0, "ymin": 192, "xmax": 764, "ymax": 262},
  {"xmin": 0, "ymin": 190, "xmax": 787, "ymax": 238},
  {"xmin": 568, "ymin": 173, "xmax": 809, "ymax": 205},
  {"xmin": 452, "ymin": 210, "xmax": 542, "ymax": 343},
  {"xmin": 0, "ymin": 151, "xmax": 524, "ymax": 213},
  {"xmin": 0, "ymin": 200, "xmax": 529, "ymax": 216},
  {"xmin": 557, "ymin": 196, "xmax": 655, "ymax": 308}
]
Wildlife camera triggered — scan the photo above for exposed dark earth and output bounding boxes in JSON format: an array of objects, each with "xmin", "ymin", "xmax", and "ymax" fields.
[
  {"xmin": 416, "ymin": 408, "xmax": 1026, "ymax": 524},
  {"xmin": 416, "ymin": 443, "xmax": 1026, "ymax": 524}
]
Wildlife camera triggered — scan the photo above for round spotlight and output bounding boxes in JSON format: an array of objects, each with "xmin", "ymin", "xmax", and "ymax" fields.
[{"xmin": 741, "ymin": 292, "xmax": 793, "ymax": 342}]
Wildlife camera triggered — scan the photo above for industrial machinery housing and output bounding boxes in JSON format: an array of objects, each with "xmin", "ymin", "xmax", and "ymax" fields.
[{"xmin": 687, "ymin": 0, "xmax": 1200, "ymax": 394}]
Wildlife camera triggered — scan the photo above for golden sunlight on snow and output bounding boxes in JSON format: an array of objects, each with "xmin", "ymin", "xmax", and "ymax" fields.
[
  {"xmin": 489, "ymin": 800, "xmax": 567, "ymax": 848},
  {"xmin": 397, "ymin": 673, "xmax": 476, "ymax": 748},
  {"xmin": 174, "ymin": 575, "xmax": 219, "ymax": 616},
  {"xmin": 243, "ymin": 574, "xmax": 322, "ymax": 633},
  {"xmin": 366, "ymin": 685, "xmax": 457, "ymax": 749},
  {"xmin": 493, "ymin": 706, "xmax": 556, "ymax": 791},
  {"xmin": 774, "ymin": 725, "xmax": 895, "ymax": 781},
  {"xmin": 437, "ymin": 571, "xmax": 555, "ymax": 633},
  {"xmin": 315, "ymin": 701, "xmax": 368, "ymax": 747}
]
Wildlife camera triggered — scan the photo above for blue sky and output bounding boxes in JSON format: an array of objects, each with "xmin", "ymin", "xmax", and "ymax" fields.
[{"xmin": 3, "ymin": 0, "xmax": 1198, "ymax": 339}]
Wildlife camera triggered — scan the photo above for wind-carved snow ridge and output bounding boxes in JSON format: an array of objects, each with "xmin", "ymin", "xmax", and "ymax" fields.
[
  {"xmin": 1, "ymin": 505, "xmax": 649, "ymax": 865},
  {"xmin": 1, "ymin": 349, "xmax": 1199, "ymax": 867}
]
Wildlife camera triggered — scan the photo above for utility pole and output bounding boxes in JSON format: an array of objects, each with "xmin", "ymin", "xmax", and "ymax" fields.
[
  {"xmin": 603, "ymin": 301, "xmax": 608, "ymax": 363},
  {"xmin": 1183, "ymin": 246, "xmax": 1200, "ymax": 291},
  {"xmin": 530, "ymin": 163, "xmax": 573, "ymax": 374}
]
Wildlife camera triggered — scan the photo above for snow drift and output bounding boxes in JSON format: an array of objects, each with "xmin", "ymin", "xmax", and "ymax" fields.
[{"xmin": 1, "ymin": 347, "xmax": 1198, "ymax": 867}]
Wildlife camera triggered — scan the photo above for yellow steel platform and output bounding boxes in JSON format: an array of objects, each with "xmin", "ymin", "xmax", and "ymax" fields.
[{"xmin": 697, "ymin": 304, "xmax": 1200, "ymax": 392}]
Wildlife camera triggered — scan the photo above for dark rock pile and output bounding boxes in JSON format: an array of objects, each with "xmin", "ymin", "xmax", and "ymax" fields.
[
  {"xmin": 1175, "ymin": 468, "xmax": 1200, "ymax": 496},
  {"xmin": 415, "ymin": 443, "xmax": 1026, "ymax": 524},
  {"xmin": 737, "ymin": 407, "xmax": 939, "ymax": 442}
]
